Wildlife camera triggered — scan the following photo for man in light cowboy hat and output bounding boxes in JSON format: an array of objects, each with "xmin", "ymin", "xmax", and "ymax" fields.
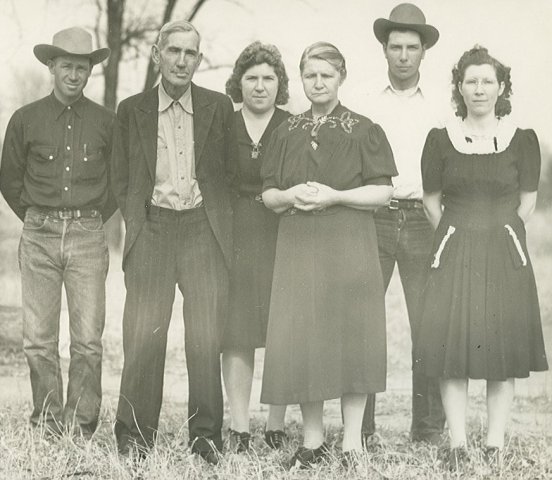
[
  {"xmin": 0, "ymin": 27, "xmax": 116, "ymax": 437},
  {"xmin": 358, "ymin": 3, "xmax": 446, "ymax": 446}
]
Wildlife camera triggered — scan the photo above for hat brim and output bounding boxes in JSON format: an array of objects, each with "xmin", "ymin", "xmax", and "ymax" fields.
[
  {"xmin": 373, "ymin": 18, "xmax": 439, "ymax": 49},
  {"xmin": 33, "ymin": 44, "xmax": 111, "ymax": 66}
]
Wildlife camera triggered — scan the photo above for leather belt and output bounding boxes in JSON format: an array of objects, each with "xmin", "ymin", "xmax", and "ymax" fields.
[
  {"xmin": 387, "ymin": 198, "xmax": 424, "ymax": 210},
  {"xmin": 37, "ymin": 207, "xmax": 100, "ymax": 219}
]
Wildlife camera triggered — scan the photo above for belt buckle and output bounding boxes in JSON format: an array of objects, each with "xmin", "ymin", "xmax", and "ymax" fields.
[
  {"xmin": 58, "ymin": 209, "xmax": 73, "ymax": 219},
  {"xmin": 388, "ymin": 198, "xmax": 399, "ymax": 210}
]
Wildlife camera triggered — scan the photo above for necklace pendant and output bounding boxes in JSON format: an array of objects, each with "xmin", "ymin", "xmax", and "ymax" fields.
[{"xmin": 251, "ymin": 141, "xmax": 261, "ymax": 159}]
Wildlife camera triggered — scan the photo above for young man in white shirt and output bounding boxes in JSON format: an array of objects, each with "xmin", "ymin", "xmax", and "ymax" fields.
[{"xmin": 360, "ymin": 3, "xmax": 446, "ymax": 446}]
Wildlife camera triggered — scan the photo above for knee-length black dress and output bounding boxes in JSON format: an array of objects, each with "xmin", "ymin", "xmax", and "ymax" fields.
[
  {"xmin": 259, "ymin": 104, "xmax": 397, "ymax": 405},
  {"xmin": 414, "ymin": 122, "xmax": 548, "ymax": 380},
  {"xmin": 222, "ymin": 108, "xmax": 290, "ymax": 350}
]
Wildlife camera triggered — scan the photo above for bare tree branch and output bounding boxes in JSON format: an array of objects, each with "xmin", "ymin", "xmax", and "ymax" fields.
[{"xmin": 143, "ymin": 0, "xmax": 183, "ymax": 91}]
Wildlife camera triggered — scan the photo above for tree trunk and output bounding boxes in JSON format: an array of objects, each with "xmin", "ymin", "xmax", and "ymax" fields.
[
  {"xmin": 143, "ymin": 0, "xmax": 207, "ymax": 91},
  {"xmin": 103, "ymin": 0, "xmax": 126, "ymax": 249},
  {"xmin": 104, "ymin": 0, "xmax": 125, "ymax": 111}
]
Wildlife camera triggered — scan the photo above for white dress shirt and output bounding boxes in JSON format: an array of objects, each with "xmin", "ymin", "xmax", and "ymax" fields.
[{"xmin": 355, "ymin": 77, "xmax": 447, "ymax": 200}]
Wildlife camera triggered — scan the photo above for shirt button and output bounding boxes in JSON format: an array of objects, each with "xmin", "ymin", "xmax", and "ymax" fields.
[
  {"xmin": 65, "ymin": 166, "xmax": 70, "ymax": 171},
  {"xmin": 67, "ymin": 106, "xmax": 71, "ymax": 110},
  {"xmin": 179, "ymin": 151, "xmax": 183, "ymax": 155},
  {"xmin": 64, "ymin": 186, "xmax": 69, "ymax": 191},
  {"xmin": 67, "ymin": 125, "xmax": 72, "ymax": 129},
  {"xmin": 66, "ymin": 146, "xmax": 71, "ymax": 151},
  {"xmin": 48, "ymin": 155, "xmax": 54, "ymax": 160},
  {"xmin": 84, "ymin": 157, "xmax": 88, "ymax": 162},
  {"xmin": 180, "ymin": 176, "xmax": 185, "ymax": 180}
]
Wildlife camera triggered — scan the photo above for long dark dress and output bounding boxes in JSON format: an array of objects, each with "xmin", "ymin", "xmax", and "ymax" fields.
[
  {"xmin": 414, "ymin": 126, "xmax": 548, "ymax": 380},
  {"xmin": 222, "ymin": 108, "xmax": 290, "ymax": 349},
  {"xmin": 259, "ymin": 104, "xmax": 397, "ymax": 405}
]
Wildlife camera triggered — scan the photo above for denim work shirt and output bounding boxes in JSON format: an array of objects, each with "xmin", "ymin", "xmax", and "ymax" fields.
[{"xmin": 0, "ymin": 92, "xmax": 116, "ymax": 221}]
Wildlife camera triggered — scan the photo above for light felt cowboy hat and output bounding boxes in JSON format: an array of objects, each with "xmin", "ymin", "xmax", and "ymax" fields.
[
  {"xmin": 373, "ymin": 3, "xmax": 439, "ymax": 49},
  {"xmin": 34, "ymin": 27, "xmax": 110, "ymax": 65}
]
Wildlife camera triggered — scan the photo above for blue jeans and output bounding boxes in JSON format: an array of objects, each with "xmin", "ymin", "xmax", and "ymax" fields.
[
  {"xmin": 362, "ymin": 206, "xmax": 445, "ymax": 437},
  {"xmin": 18, "ymin": 207, "xmax": 108, "ymax": 432}
]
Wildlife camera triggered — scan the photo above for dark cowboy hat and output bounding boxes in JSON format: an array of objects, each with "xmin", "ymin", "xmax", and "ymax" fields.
[
  {"xmin": 373, "ymin": 3, "xmax": 439, "ymax": 49},
  {"xmin": 34, "ymin": 27, "xmax": 110, "ymax": 65}
]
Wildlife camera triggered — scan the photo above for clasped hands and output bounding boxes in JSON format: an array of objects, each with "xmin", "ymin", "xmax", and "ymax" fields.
[{"xmin": 290, "ymin": 181, "xmax": 337, "ymax": 211}]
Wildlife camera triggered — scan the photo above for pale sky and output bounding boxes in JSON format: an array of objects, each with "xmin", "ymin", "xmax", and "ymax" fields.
[{"xmin": 1, "ymin": 0, "xmax": 551, "ymax": 152}]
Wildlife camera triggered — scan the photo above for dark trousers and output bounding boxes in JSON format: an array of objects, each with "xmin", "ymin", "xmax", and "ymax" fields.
[
  {"xmin": 115, "ymin": 206, "xmax": 228, "ymax": 452},
  {"xmin": 362, "ymin": 206, "xmax": 445, "ymax": 437}
]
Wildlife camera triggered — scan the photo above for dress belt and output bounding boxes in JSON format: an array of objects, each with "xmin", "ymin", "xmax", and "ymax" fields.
[
  {"xmin": 386, "ymin": 198, "xmax": 424, "ymax": 210},
  {"xmin": 146, "ymin": 204, "xmax": 205, "ymax": 216},
  {"xmin": 238, "ymin": 192, "xmax": 264, "ymax": 204}
]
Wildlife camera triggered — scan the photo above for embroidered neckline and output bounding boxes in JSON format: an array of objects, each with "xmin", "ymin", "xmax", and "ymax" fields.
[
  {"xmin": 288, "ymin": 111, "xmax": 359, "ymax": 150},
  {"xmin": 445, "ymin": 117, "xmax": 517, "ymax": 155}
]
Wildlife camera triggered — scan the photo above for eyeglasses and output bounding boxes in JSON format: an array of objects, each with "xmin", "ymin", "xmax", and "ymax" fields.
[{"xmin": 462, "ymin": 78, "xmax": 498, "ymax": 88}]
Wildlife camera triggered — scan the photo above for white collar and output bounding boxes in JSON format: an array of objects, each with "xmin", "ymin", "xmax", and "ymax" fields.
[
  {"xmin": 375, "ymin": 73, "xmax": 427, "ymax": 99},
  {"xmin": 445, "ymin": 116, "xmax": 517, "ymax": 154}
]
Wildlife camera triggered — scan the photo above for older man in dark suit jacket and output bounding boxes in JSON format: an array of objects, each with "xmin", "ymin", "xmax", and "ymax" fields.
[{"xmin": 110, "ymin": 20, "xmax": 234, "ymax": 464}]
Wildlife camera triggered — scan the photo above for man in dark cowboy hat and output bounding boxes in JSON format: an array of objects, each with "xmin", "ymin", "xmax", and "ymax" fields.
[
  {"xmin": 360, "ymin": 3, "xmax": 446, "ymax": 446},
  {"xmin": 0, "ymin": 27, "xmax": 116, "ymax": 438}
]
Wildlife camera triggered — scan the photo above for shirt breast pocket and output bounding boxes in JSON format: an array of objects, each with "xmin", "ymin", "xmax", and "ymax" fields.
[
  {"xmin": 79, "ymin": 146, "xmax": 106, "ymax": 182},
  {"xmin": 29, "ymin": 145, "xmax": 57, "ymax": 178}
]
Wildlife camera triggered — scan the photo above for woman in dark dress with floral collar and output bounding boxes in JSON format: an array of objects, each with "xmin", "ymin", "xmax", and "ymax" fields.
[
  {"xmin": 260, "ymin": 42, "xmax": 397, "ymax": 468},
  {"xmin": 222, "ymin": 42, "xmax": 290, "ymax": 452}
]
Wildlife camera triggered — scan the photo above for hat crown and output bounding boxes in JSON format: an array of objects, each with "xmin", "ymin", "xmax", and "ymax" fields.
[
  {"xmin": 388, "ymin": 3, "xmax": 427, "ymax": 25},
  {"xmin": 52, "ymin": 27, "xmax": 94, "ymax": 55}
]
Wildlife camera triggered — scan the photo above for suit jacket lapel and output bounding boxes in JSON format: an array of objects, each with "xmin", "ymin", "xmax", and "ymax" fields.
[
  {"xmin": 191, "ymin": 84, "xmax": 216, "ymax": 167},
  {"xmin": 135, "ymin": 87, "xmax": 159, "ymax": 181}
]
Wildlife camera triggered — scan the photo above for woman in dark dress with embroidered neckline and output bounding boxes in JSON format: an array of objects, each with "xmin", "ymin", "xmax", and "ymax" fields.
[
  {"xmin": 222, "ymin": 42, "xmax": 290, "ymax": 453},
  {"xmin": 415, "ymin": 46, "xmax": 548, "ymax": 471},
  {"xmin": 260, "ymin": 42, "xmax": 397, "ymax": 468}
]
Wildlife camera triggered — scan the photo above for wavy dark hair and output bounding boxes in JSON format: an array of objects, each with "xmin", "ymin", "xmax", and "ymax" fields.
[
  {"xmin": 225, "ymin": 41, "xmax": 289, "ymax": 105},
  {"xmin": 299, "ymin": 41, "xmax": 347, "ymax": 81},
  {"xmin": 452, "ymin": 45, "xmax": 512, "ymax": 119}
]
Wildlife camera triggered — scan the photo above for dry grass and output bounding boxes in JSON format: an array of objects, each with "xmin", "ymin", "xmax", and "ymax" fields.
[
  {"xmin": 0, "ymin": 209, "xmax": 551, "ymax": 478},
  {"xmin": 0, "ymin": 395, "xmax": 550, "ymax": 479}
]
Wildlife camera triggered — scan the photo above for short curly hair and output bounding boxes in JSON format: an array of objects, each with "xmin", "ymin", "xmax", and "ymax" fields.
[
  {"xmin": 452, "ymin": 45, "xmax": 512, "ymax": 119},
  {"xmin": 226, "ymin": 41, "xmax": 289, "ymax": 105}
]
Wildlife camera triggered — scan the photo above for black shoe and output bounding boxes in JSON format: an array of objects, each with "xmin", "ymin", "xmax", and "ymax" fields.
[
  {"xmin": 265, "ymin": 429, "xmax": 287, "ymax": 450},
  {"xmin": 341, "ymin": 450, "xmax": 363, "ymax": 470},
  {"xmin": 117, "ymin": 434, "xmax": 148, "ymax": 461},
  {"xmin": 447, "ymin": 446, "xmax": 470, "ymax": 472},
  {"xmin": 288, "ymin": 443, "xmax": 331, "ymax": 470},
  {"xmin": 194, "ymin": 448, "xmax": 220, "ymax": 466},
  {"xmin": 483, "ymin": 446, "xmax": 502, "ymax": 471},
  {"xmin": 412, "ymin": 432, "xmax": 443, "ymax": 446},
  {"xmin": 228, "ymin": 429, "xmax": 251, "ymax": 453},
  {"xmin": 362, "ymin": 432, "xmax": 383, "ymax": 451}
]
